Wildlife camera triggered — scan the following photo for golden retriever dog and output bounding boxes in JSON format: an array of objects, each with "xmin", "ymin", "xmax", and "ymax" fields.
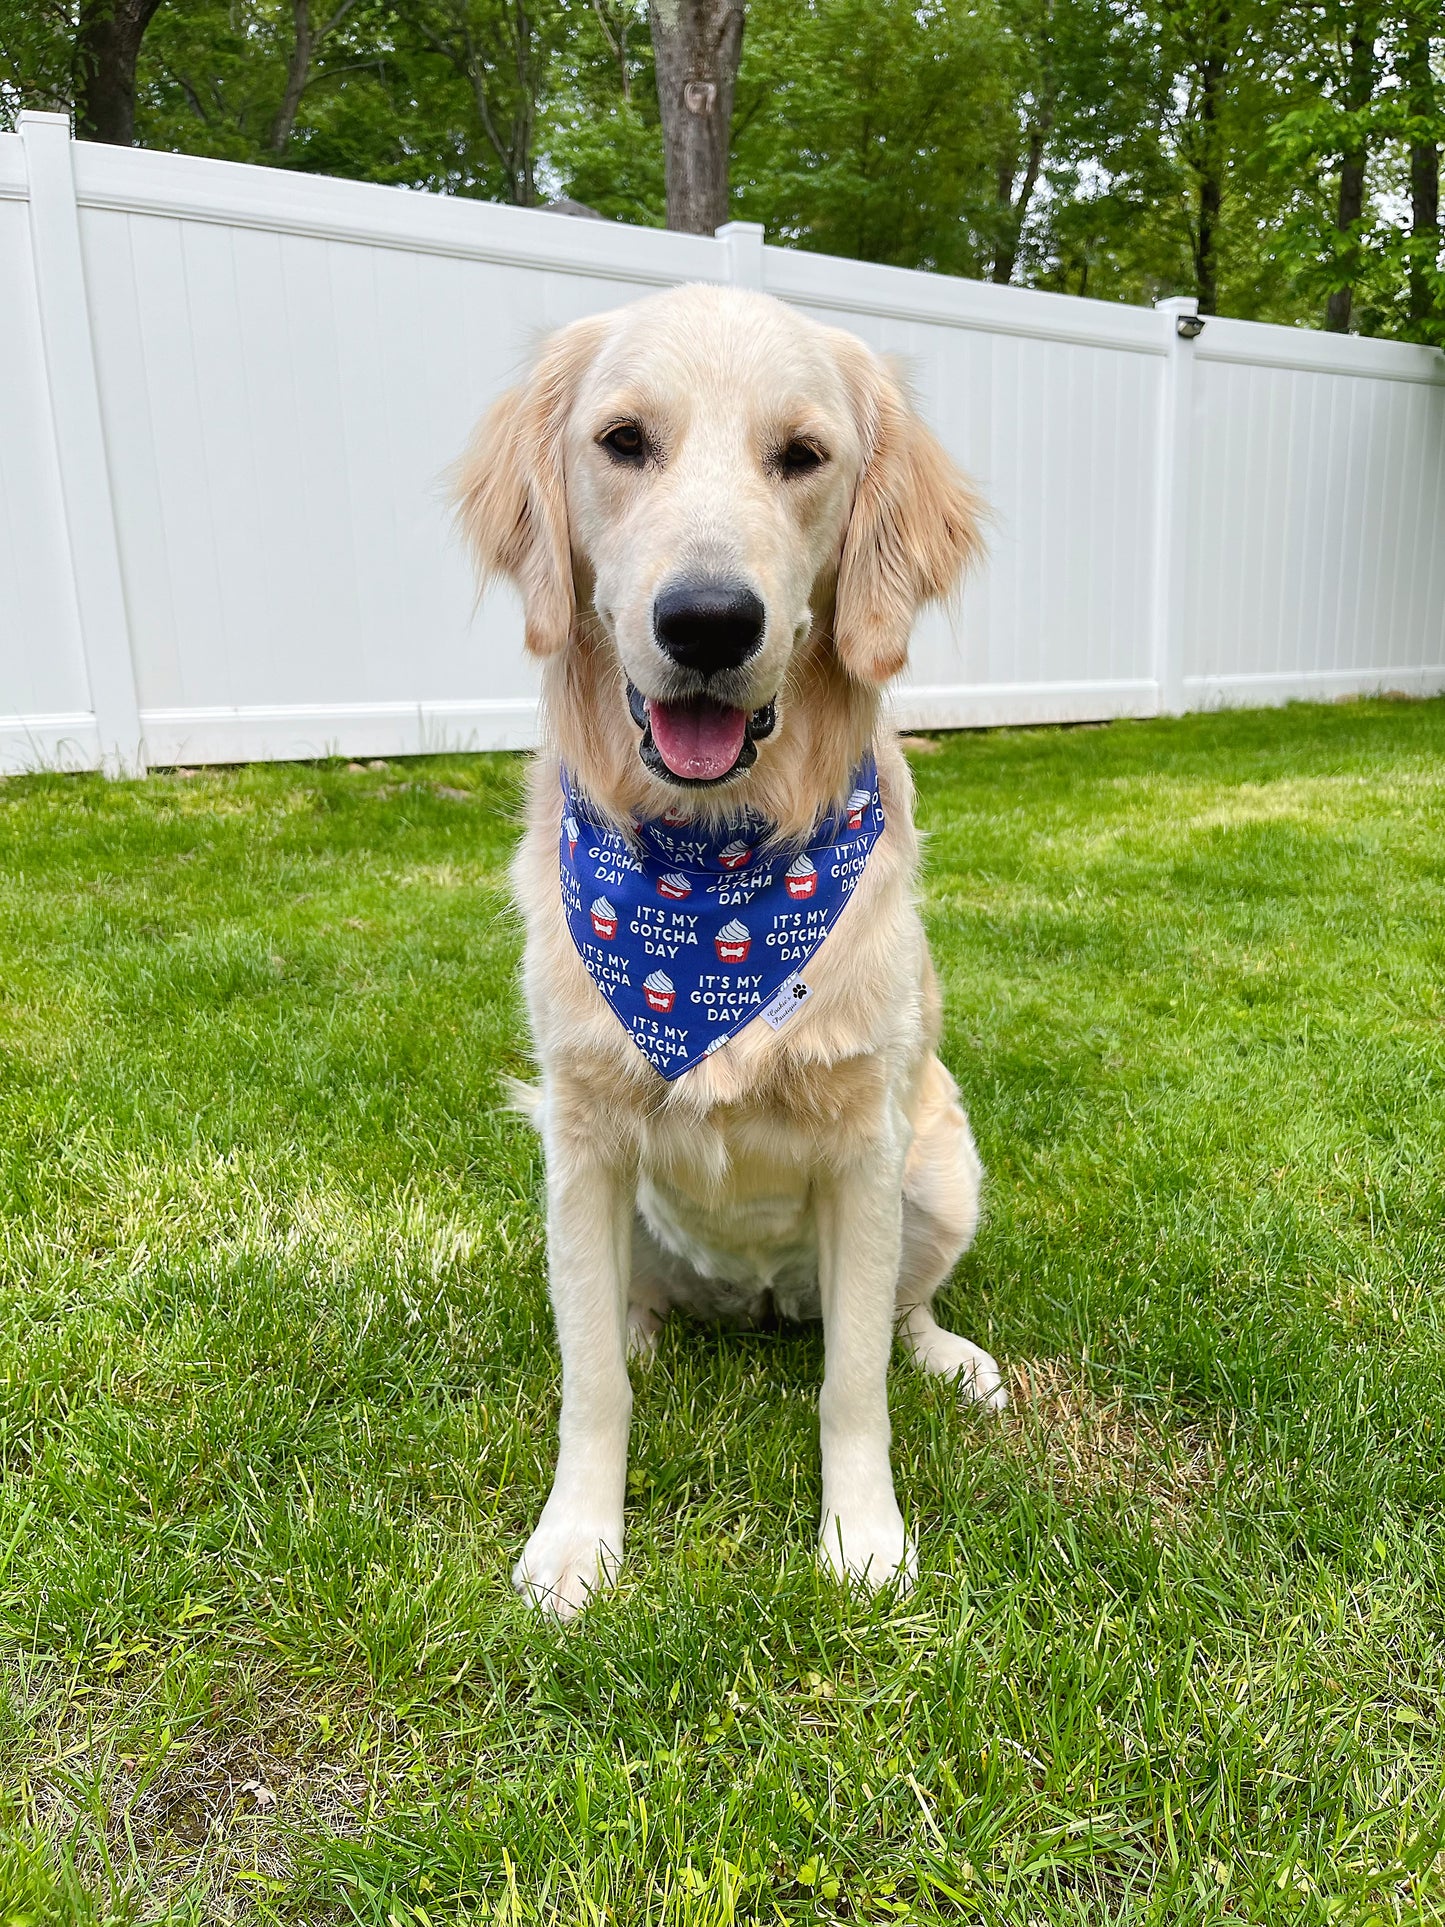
[{"xmin": 458, "ymin": 284, "xmax": 1005, "ymax": 1619}]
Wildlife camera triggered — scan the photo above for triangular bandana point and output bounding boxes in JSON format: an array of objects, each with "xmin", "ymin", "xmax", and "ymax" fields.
[{"xmin": 559, "ymin": 756, "xmax": 884, "ymax": 1079}]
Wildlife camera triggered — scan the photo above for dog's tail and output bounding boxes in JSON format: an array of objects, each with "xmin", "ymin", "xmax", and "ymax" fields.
[{"xmin": 503, "ymin": 1076, "xmax": 543, "ymax": 1128}]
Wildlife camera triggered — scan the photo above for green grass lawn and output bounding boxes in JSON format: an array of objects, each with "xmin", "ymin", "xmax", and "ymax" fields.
[{"xmin": 2, "ymin": 699, "xmax": 1444, "ymax": 1926}]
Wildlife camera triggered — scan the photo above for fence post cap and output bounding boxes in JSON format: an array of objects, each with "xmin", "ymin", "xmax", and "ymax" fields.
[
  {"xmin": 1155, "ymin": 295, "xmax": 1200, "ymax": 317},
  {"xmin": 717, "ymin": 220, "xmax": 765, "ymax": 289},
  {"xmin": 17, "ymin": 110, "xmax": 72, "ymax": 132}
]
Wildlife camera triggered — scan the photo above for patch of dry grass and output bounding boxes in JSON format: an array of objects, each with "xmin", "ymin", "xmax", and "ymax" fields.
[
  {"xmin": 1001, "ymin": 1360, "xmax": 1220, "ymax": 1524},
  {"xmin": 10, "ymin": 1661, "xmax": 367, "ymax": 1924}
]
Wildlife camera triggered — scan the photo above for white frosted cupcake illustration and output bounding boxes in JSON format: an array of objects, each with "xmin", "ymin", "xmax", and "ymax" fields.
[
  {"xmin": 642, "ymin": 969, "xmax": 676, "ymax": 1012},
  {"xmin": 589, "ymin": 896, "xmax": 618, "ymax": 939},
  {"xmin": 718, "ymin": 839, "xmax": 752, "ymax": 871},
  {"xmin": 785, "ymin": 852, "xmax": 818, "ymax": 899},
  {"xmin": 846, "ymin": 787, "xmax": 872, "ymax": 829},
  {"xmin": 656, "ymin": 870, "xmax": 692, "ymax": 901},
  {"xmin": 715, "ymin": 918, "xmax": 751, "ymax": 962},
  {"xmin": 564, "ymin": 813, "xmax": 579, "ymax": 856}
]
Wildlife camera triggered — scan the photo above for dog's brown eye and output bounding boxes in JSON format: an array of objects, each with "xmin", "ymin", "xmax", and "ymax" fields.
[
  {"xmin": 780, "ymin": 438, "xmax": 826, "ymax": 477},
  {"xmin": 600, "ymin": 422, "xmax": 647, "ymax": 463}
]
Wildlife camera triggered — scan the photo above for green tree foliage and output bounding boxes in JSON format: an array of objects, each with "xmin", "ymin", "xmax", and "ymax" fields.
[
  {"xmin": 1269, "ymin": 0, "xmax": 1443, "ymax": 341},
  {"xmin": 1, "ymin": 1, "xmax": 86, "ymax": 119},
  {"xmin": 136, "ymin": 0, "xmax": 569, "ymax": 199},
  {"xmin": 730, "ymin": 0, "xmax": 1011, "ymax": 277},
  {"xmin": 0, "ymin": 0, "xmax": 1439, "ymax": 339},
  {"xmin": 535, "ymin": 2, "xmax": 664, "ymax": 223}
]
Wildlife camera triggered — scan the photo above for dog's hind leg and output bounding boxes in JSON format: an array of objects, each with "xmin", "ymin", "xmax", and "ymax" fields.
[
  {"xmin": 627, "ymin": 1302, "xmax": 666, "ymax": 1360},
  {"xmin": 625, "ymin": 1217, "xmax": 674, "ymax": 1360},
  {"xmin": 895, "ymin": 1056, "xmax": 1006, "ymax": 1410}
]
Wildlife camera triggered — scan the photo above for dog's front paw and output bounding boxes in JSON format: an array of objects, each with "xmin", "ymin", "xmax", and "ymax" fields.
[
  {"xmin": 513, "ymin": 1515, "xmax": 622, "ymax": 1620},
  {"xmin": 818, "ymin": 1504, "xmax": 917, "ymax": 1595}
]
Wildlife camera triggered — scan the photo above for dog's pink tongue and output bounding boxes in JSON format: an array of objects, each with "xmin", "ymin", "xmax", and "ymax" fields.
[{"xmin": 648, "ymin": 698, "xmax": 748, "ymax": 780}]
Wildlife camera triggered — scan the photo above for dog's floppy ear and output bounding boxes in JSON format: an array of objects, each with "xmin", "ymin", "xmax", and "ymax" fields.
[
  {"xmin": 832, "ymin": 336, "xmax": 986, "ymax": 684},
  {"xmin": 455, "ymin": 313, "xmax": 609, "ymax": 658}
]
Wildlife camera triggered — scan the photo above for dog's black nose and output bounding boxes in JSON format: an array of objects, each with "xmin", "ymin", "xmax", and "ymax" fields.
[{"xmin": 653, "ymin": 580, "xmax": 765, "ymax": 675}]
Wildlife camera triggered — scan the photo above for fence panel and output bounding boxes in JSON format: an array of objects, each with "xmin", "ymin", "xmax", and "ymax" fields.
[
  {"xmin": 765, "ymin": 247, "xmax": 1168, "ymax": 726},
  {"xmin": 1186, "ymin": 318, "xmax": 1445, "ymax": 704},
  {"xmin": 2, "ymin": 121, "xmax": 1442, "ymax": 774},
  {"xmin": 0, "ymin": 133, "xmax": 99, "ymax": 770},
  {"xmin": 70, "ymin": 143, "xmax": 726, "ymax": 766}
]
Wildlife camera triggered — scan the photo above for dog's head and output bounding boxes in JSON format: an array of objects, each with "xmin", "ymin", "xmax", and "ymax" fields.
[{"xmin": 458, "ymin": 285, "xmax": 982, "ymax": 799}]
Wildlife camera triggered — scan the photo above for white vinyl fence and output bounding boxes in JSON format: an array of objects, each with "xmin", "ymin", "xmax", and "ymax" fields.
[{"xmin": 3, "ymin": 110, "xmax": 1443, "ymax": 776}]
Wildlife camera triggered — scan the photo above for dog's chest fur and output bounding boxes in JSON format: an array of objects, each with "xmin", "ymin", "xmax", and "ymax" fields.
[{"xmin": 635, "ymin": 1144, "xmax": 825, "ymax": 1324}]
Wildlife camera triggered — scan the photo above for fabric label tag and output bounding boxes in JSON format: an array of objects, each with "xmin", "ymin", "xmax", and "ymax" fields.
[{"xmin": 759, "ymin": 973, "xmax": 812, "ymax": 1030}]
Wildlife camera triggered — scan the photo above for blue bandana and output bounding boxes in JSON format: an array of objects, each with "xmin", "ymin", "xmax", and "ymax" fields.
[{"xmin": 559, "ymin": 757, "xmax": 885, "ymax": 1079}]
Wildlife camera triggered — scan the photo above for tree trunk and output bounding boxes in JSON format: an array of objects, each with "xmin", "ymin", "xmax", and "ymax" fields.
[
  {"xmin": 1402, "ymin": 11, "xmax": 1438, "ymax": 329},
  {"xmin": 592, "ymin": 0, "xmax": 633, "ymax": 103},
  {"xmin": 270, "ymin": 1, "xmax": 361, "ymax": 155},
  {"xmin": 650, "ymin": 0, "xmax": 745, "ymax": 234},
  {"xmin": 1325, "ymin": 147, "xmax": 1366, "ymax": 330},
  {"xmin": 75, "ymin": 0, "xmax": 166, "ymax": 145},
  {"xmin": 1325, "ymin": 6, "xmax": 1377, "ymax": 333},
  {"xmin": 991, "ymin": 122, "xmax": 1046, "ymax": 286},
  {"xmin": 1193, "ymin": 47, "xmax": 1226, "ymax": 315},
  {"xmin": 271, "ymin": 1, "xmax": 316, "ymax": 152}
]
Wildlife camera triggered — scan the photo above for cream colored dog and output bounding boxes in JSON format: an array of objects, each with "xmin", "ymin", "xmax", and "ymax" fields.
[{"xmin": 459, "ymin": 284, "xmax": 1005, "ymax": 1619}]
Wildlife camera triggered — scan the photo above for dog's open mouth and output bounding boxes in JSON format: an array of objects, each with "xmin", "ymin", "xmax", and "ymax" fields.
[{"xmin": 627, "ymin": 684, "xmax": 776, "ymax": 786}]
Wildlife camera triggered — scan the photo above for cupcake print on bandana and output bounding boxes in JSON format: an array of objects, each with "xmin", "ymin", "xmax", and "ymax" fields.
[
  {"xmin": 785, "ymin": 853, "xmax": 818, "ymax": 899},
  {"xmin": 558, "ymin": 755, "xmax": 885, "ymax": 1080},
  {"xmin": 715, "ymin": 919, "xmax": 751, "ymax": 962},
  {"xmin": 643, "ymin": 970, "xmax": 676, "ymax": 1012}
]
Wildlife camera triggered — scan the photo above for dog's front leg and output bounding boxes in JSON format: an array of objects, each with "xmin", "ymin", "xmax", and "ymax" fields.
[
  {"xmin": 814, "ymin": 1140, "xmax": 915, "ymax": 1592},
  {"xmin": 514, "ymin": 1136, "xmax": 633, "ymax": 1619}
]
